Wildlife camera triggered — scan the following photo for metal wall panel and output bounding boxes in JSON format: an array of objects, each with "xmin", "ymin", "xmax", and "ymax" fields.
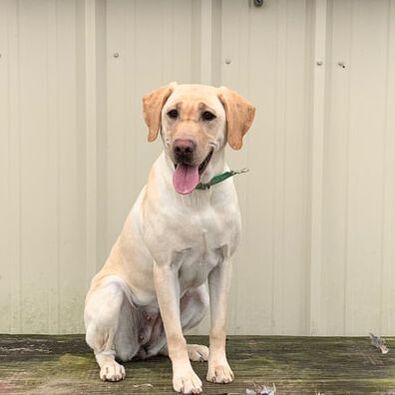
[
  {"xmin": 0, "ymin": 0, "xmax": 87, "ymax": 333},
  {"xmin": 320, "ymin": 0, "xmax": 395, "ymax": 335},
  {"xmin": 0, "ymin": 0, "xmax": 394, "ymax": 336},
  {"xmin": 220, "ymin": 0, "xmax": 314, "ymax": 335}
]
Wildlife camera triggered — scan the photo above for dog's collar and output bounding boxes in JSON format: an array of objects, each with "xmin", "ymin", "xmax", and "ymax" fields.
[{"xmin": 195, "ymin": 168, "xmax": 249, "ymax": 190}]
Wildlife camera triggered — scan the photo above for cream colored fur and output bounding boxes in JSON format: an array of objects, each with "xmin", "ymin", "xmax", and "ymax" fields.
[{"xmin": 84, "ymin": 83, "xmax": 255, "ymax": 394}]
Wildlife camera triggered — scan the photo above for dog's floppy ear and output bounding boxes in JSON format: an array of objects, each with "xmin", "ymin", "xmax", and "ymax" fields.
[
  {"xmin": 218, "ymin": 87, "xmax": 255, "ymax": 150},
  {"xmin": 143, "ymin": 82, "xmax": 177, "ymax": 142}
]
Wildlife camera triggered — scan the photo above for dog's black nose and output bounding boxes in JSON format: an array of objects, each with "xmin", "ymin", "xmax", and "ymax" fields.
[{"xmin": 173, "ymin": 139, "xmax": 196, "ymax": 161}]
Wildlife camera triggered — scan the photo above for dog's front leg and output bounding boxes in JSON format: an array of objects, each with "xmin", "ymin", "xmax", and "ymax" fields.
[
  {"xmin": 153, "ymin": 262, "xmax": 203, "ymax": 394},
  {"xmin": 206, "ymin": 258, "xmax": 234, "ymax": 384}
]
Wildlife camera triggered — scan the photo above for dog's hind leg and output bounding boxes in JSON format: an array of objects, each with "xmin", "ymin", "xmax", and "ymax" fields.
[{"xmin": 84, "ymin": 275, "xmax": 139, "ymax": 381}]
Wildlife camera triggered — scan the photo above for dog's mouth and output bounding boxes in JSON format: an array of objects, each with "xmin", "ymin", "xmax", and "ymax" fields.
[{"xmin": 173, "ymin": 149, "xmax": 214, "ymax": 195}]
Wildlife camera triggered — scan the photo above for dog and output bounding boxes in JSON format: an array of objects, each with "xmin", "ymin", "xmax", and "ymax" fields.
[{"xmin": 84, "ymin": 82, "xmax": 255, "ymax": 394}]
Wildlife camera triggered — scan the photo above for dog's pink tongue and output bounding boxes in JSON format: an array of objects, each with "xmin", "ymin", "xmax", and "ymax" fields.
[{"xmin": 173, "ymin": 164, "xmax": 200, "ymax": 195}]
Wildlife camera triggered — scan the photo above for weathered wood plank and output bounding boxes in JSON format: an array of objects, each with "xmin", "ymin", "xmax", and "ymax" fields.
[{"xmin": 0, "ymin": 335, "xmax": 394, "ymax": 394}]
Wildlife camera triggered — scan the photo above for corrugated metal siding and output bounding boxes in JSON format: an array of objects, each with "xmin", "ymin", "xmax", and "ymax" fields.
[
  {"xmin": 0, "ymin": 0, "xmax": 394, "ymax": 335},
  {"xmin": 0, "ymin": 0, "xmax": 88, "ymax": 333},
  {"xmin": 321, "ymin": 0, "xmax": 395, "ymax": 335},
  {"xmin": 221, "ymin": 0, "xmax": 314, "ymax": 335}
]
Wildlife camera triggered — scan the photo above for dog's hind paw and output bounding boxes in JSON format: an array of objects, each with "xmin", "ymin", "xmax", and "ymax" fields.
[
  {"xmin": 99, "ymin": 361, "xmax": 126, "ymax": 382},
  {"xmin": 187, "ymin": 344, "xmax": 209, "ymax": 362}
]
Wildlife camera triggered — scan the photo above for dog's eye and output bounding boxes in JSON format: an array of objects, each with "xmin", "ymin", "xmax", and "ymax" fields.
[
  {"xmin": 167, "ymin": 109, "xmax": 179, "ymax": 119},
  {"xmin": 202, "ymin": 111, "xmax": 216, "ymax": 121}
]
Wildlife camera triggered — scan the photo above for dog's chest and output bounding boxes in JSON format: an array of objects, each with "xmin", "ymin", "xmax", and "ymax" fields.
[
  {"xmin": 175, "ymin": 208, "xmax": 237, "ymax": 291},
  {"xmin": 178, "ymin": 234, "xmax": 221, "ymax": 287}
]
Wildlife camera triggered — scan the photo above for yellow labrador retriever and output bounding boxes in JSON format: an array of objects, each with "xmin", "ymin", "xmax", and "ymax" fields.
[{"xmin": 84, "ymin": 83, "xmax": 255, "ymax": 394}]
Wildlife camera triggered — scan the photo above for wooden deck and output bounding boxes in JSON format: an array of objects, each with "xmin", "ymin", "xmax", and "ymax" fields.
[{"xmin": 1, "ymin": 335, "xmax": 395, "ymax": 394}]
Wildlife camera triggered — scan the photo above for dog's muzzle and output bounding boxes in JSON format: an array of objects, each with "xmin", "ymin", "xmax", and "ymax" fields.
[{"xmin": 173, "ymin": 139, "xmax": 196, "ymax": 165}]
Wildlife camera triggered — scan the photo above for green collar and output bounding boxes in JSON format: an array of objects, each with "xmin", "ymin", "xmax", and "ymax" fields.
[{"xmin": 195, "ymin": 168, "xmax": 249, "ymax": 190}]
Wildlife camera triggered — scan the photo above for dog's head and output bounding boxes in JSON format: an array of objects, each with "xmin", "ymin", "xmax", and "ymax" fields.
[{"xmin": 143, "ymin": 83, "xmax": 255, "ymax": 195}]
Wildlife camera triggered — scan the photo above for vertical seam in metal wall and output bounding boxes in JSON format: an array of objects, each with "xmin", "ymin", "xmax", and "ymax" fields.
[
  {"xmin": 121, "ymin": 0, "xmax": 127, "ymax": 202},
  {"xmin": 55, "ymin": 0, "xmax": 60, "ymax": 334},
  {"xmin": 270, "ymin": 0, "xmax": 278, "ymax": 334},
  {"xmin": 171, "ymin": 0, "xmax": 175, "ymax": 78},
  {"xmin": 6, "ymin": 0, "xmax": 22, "ymax": 332},
  {"xmin": 380, "ymin": 0, "xmax": 395, "ymax": 334},
  {"xmin": 303, "ymin": 0, "xmax": 314, "ymax": 335},
  {"xmin": 379, "ymin": 0, "xmax": 390, "ymax": 336},
  {"xmin": 272, "ymin": 0, "xmax": 287, "ymax": 334},
  {"xmin": 282, "ymin": 0, "xmax": 289, "ymax": 333},
  {"xmin": 309, "ymin": 0, "xmax": 327, "ymax": 335},
  {"xmin": 234, "ymin": 0, "xmax": 242, "ymax": 333},
  {"xmin": 245, "ymin": 0, "xmax": 252, "ymax": 329},
  {"xmin": 84, "ymin": 0, "xmax": 98, "ymax": 294},
  {"xmin": 96, "ymin": 0, "xmax": 108, "ymax": 293},
  {"xmin": 55, "ymin": 0, "xmax": 61, "ymax": 334},
  {"xmin": 2, "ymin": 0, "xmax": 9, "ymax": 332},
  {"xmin": 130, "ymin": 0, "xmax": 137, "ymax": 202},
  {"xmin": 190, "ymin": 0, "xmax": 200, "ymax": 83},
  {"xmin": 161, "ymin": 2, "xmax": 164, "ymax": 83},
  {"xmin": 343, "ymin": 0, "xmax": 353, "ymax": 335},
  {"xmin": 200, "ymin": 0, "xmax": 213, "ymax": 84},
  {"xmin": 16, "ymin": 0, "xmax": 22, "ymax": 333},
  {"xmin": 210, "ymin": 0, "xmax": 221, "ymax": 87},
  {"xmin": 46, "ymin": 0, "xmax": 60, "ymax": 333}
]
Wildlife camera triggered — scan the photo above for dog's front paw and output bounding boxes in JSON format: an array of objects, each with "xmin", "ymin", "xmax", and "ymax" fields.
[
  {"xmin": 206, "ymin": 361, "xmax": 234, "ymax": 384},
  {"xmin": 99, "ymin": 360, "xmax": 126, "ymax": 382},
  {"xmin": 173, "ymin": 369, "xmax": 202, "ymax": 394}
]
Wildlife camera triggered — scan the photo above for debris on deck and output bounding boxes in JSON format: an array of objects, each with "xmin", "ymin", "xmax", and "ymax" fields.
[
  {"xmin": 245, "ymin": 382, "xmax": 276, "ymax": 395},
  {"xmin": 132, "ymin": 383, "xmax": 154, "ymax": 389},
  {"xmin": 369, "ymin": 332, "xmax": 389, "ymax": 354}
]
